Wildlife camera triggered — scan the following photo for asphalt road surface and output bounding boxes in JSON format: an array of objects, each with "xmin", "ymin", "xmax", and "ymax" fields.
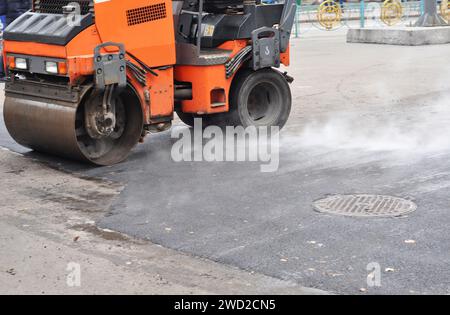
[{"xmin": 1, "ymin": 29, "xmax": 450, "ymax": 294}]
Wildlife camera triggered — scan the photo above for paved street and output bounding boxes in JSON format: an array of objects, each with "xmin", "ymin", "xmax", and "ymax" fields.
[{"xmin": 1, "ymin": 29, "xmax": 450, "ymax": 294}]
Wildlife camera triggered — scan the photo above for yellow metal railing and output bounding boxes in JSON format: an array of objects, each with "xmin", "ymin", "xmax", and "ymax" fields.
[
  {"xmin": 381, "ymin": 0, "xmax": 404, "ymax": 26},
  {"xmin": 317, "ymin": 0, "xmax": 343, "ymax": 30}
]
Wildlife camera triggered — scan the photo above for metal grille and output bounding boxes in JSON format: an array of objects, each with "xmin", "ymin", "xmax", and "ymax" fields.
[
  {"xmin": 313, "ymin": 194, "xmax": 417, "ymax": 218},
  {"xmin": 33, "ymin": 0, "xmax": 94, "ymax": 15},
  {"xmin": 126, "ymin": 3, "xmax": 167, "ymax": 26}
]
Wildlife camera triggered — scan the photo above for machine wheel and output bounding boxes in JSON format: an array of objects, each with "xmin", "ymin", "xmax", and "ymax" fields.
[
  {"xmin": 4, "ymin": 86, "xmax": 143, "ymax": 166},
  {"xmin": 226, "ymin": 68, "xmax": 292, "ymax": 129},
  {"xmin": 176, "ymin": 110, "xmax": 196, "ymax": 127},
  {"xmin": 176, "ymin": 110, "xmax": 220, "ymax": 128},
  {"xmin": 75, "ymin": 88, "xmax": 144, "ymax": 165}
]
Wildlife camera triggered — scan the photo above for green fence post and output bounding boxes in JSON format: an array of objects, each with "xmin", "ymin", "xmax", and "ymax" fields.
[
  {"xmin": 295, "ymin": 0, "xmax": 301, "ymax": 38},
  {"xmin": 360, "ymin": 0, "xmax": 365, "ymax": 28}
]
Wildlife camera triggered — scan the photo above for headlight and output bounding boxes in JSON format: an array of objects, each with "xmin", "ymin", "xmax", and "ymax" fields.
[
  {"xmin": 15, "ymin": 58, "xmax": 28, "ymax": 70},
  {"xmin": 45, "ymin": 61, "xmax": 67, "ymax": 75},
  {"xmin": 45, "ymin": 61, "xmax": 58, "ymax": 74}
]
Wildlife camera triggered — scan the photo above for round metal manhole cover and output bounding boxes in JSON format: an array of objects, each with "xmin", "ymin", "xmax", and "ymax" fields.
[{"xmin": 313, "ymin": 194, "xmax": 417, "ymax": 218}]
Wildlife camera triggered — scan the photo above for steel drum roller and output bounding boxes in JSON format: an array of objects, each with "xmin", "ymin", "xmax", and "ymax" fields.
[
  {"xmin": 4, "ymin": 95, "xmax": 88, "ymax": 160},
  {"xmin": 3, "ymin": 88, "xmax": 144, "ymax": 165}
]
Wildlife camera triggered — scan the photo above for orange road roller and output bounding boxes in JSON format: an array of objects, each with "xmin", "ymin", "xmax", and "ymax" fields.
[{"xmin": 2, "ymin": 0, "xmax": 296, "ymax": 165}]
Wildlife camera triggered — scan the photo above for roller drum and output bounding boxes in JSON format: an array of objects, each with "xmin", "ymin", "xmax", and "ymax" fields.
[
  {"xmin": 4, "ymin": 95, "xmax": 88, "ymax": 162},
  {"xmin": 3, "ymin": 87, "xmax": 144, "ymax": 165}
]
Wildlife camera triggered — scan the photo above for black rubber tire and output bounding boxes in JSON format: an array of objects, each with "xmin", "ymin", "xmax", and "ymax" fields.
[
  {"xmin": 221, "ymin": 68, "xmax": 291, "ymax": 129},
  {"xmin": 176, "ymin": 110, "xmax": 224, "ymax": 128},
  {"xmin": 176, "ymin": 110, "xmax": 196, "ymax": 127}
]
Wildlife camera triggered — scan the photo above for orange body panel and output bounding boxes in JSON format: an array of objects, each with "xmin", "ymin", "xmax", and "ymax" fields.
[
  {"xmin": 147, "ymin": 68, "xmax": 174, "ymax": 118},
  {"xmin": 174, "ymin": 40, "xmax": 248, "ymax": 114},
  {"xmin": 174, "ymin": 65, "xmax": 231, "ymax": 114},
  {"xmin": 3, "ymin": 41, "xmax": 66, "ymax": 58},
  {"xmin": 94, "ymin": 0, "xmax": 176, "ymax": 67},
  {"xmin": 66, "ymin": 25, "xmax": 102, "ymax": 56},
  {"xmin": 3, "ymin": 25, "xmax": 102, "ymax": 84},
  {"xmin": 280, "ymin": 45, "xmax": 290, "ymax": 67},
  {"xmin": 65, "ymin": 25, "xmax": 103, "ymax": 84}
]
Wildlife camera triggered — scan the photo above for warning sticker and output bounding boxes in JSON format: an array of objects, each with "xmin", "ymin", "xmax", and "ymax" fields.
[{"xmin": 203, "ymin": 24, "xmax": 215, "ymax": 37}]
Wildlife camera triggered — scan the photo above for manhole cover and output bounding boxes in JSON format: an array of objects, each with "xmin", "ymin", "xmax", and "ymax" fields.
[{"xmin": 313, "ymin": 194, "xmax": 417, "ymax": 218}]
